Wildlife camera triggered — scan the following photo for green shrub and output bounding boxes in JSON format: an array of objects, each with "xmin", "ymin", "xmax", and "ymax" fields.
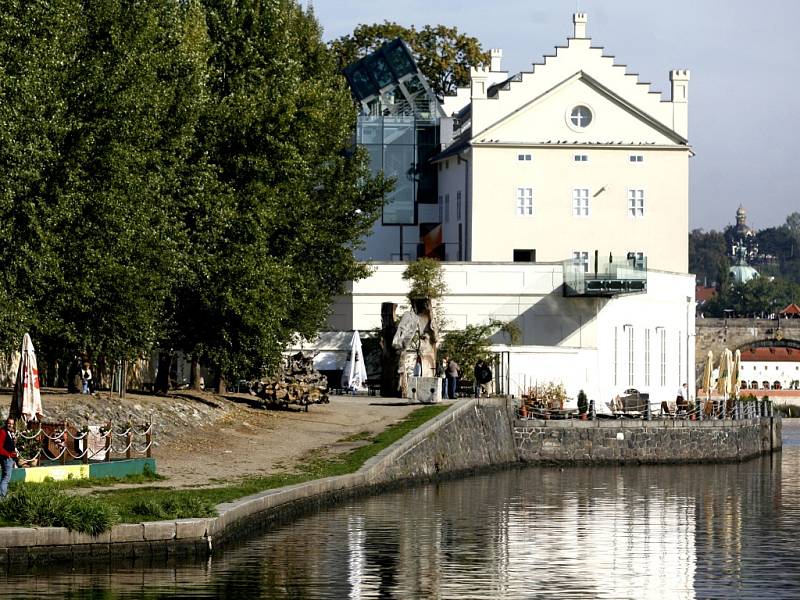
[
  {"xmin": 128, "ymin": 495, "xmax": 216, "ymax": 520},
  {"xmin": 0, "ymin": 485, "xmax": 117, "ymax": 535}
]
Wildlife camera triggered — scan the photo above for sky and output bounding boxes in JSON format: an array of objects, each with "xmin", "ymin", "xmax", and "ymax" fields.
[{"xmin": 310, "ymin": 0, "xmax": 800, "ymax": 233}]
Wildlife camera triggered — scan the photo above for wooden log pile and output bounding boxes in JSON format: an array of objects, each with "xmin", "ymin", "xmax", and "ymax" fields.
[{"xmin": 255, "ymin": 352, "xmax": 329, "ymax": 411}]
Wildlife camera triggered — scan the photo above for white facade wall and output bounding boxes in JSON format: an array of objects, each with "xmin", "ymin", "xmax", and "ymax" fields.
[
  {"xmin": 460, "ymin": 144, "xmax": 689, "ymax": 271},
  {"xmin": 739, "ymin": 361, "xmax": 800, "ymax": 390},
  {"xmin": 325, "ymin": 262, "xmax": 695, "ymax": 410}
]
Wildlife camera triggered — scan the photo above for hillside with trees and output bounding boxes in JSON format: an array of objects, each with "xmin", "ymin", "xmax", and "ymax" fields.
[{"xmin": 691, "ymin": 212, "xmax": 800, "ymax": 316}]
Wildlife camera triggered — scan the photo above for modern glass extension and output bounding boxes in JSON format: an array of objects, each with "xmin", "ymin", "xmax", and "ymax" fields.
[
  {"xmin": 563, "ymin": 254, "xmax": 648, "ymax": 297},
  {"xmin": 344, "ymin": 39, "xmax": 443, "ymax": 227}
]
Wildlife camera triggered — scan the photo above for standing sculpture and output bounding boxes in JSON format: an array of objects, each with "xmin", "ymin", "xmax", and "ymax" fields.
[{"xmin": 391, "ymin": 298, "xmax": 439, "ymax": 397}]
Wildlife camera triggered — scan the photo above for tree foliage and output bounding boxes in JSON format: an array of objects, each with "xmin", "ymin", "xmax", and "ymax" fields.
[
  {"xmin": 439, "ymin": 320, "xmax": 519, "ymax": 378},
  {"xmin": 0, "ymin": 0, "xmax": 386, "ymax": 385},
  {"xmin": 703, "ymin": 276, "xmax": 800, "ymax": 318},
  {"xmin": 330, "ymin": 22, "xmax": 490, "ymax": 98},
  {"xmin": 688, "ymin": 229, "xmax": 728, "ymax": 288},
  {"xmin": 402, "ymin": 258, "xmax": 447, "ymax": 303}
]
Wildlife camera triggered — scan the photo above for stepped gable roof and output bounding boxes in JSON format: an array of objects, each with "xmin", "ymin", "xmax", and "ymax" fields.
[{"xmin": 740, "ymin": 347, "xmax": 800, "ymax": 362}]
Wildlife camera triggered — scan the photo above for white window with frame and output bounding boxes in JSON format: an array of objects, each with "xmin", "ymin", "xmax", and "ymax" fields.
[
  {"xmin": 456, "ymin": 191, "xmax": 462, "ymax": 221},
  {"xmin": 574, "ymin": 154, "xmax": 588, "ymax": 162},
  {"xmin": 517, "ymin": 153, "xmax": 532, "ymax": 161},
  {"xmin": 516, "ymin": 187, "xmax": 533, "ymax": 216},
  {"xmin": 444, "ymin": 194, "xmax": 450, "ymax": 223},
  {"xmin": 573, "ymin": 188, "xmax": 589, "ymax": 217},
  {"xmin": 660, "ymin": 329, "xmax": 667, "ymax": 386},
  {"xmin": 629, "ymin": 155, "xmax": 644, "ymax": 163},
  {"xmin": 628, "ymin": 189, "xmax": 645, "ymax": 217},
  {"xmin": 628, "ymin": 326, "xmax": 635, "ymax": 387},
  {"xmin": 644, "ymin": 329, "xmax": 651, "ymax": 387},
  {"xmin": 572, "ymin": 251, "xmax": 589, "ymax": 273}
]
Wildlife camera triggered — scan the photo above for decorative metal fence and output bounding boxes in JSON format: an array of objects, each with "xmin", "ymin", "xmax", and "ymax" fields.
[{"xmin": 15, "ymin": 419, "xmax": 153, "ymax": 465}]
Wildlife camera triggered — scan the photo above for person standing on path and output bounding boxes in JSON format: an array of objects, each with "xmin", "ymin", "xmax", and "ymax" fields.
[
  {"xmin": 446, "ymin": 357, "xmax": 460, "ymax": 400},
  {"xmin": 0, "ymin": 417, "xmax": 18, "ymax": 498}
]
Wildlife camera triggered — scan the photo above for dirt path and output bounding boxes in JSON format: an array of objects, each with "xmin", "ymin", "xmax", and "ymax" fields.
[
  {"xmin": 155, "ymin": 395, "xmax": 421, "ymax": 488},
  {"xmin": 2, "ymin": 390, "xmax": 424, "ymax": 489}
]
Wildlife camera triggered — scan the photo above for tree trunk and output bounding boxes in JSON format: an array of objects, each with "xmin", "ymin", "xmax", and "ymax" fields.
[
  {"xmin": 190, "ymin": 355, "xmax": 203, "ymax": 391},
  {"xmin": 214, "ymin": 371, "xmax": 226, "ymax": 395},
  {"xmin": 154, "ymin": 350, "xmax": 172, "ymax": 395}
]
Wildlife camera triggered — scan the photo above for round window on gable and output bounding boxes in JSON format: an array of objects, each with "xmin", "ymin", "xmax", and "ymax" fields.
[{"xmin": 570, "ymin": 105, "xmax": 593, "ymax": 128}]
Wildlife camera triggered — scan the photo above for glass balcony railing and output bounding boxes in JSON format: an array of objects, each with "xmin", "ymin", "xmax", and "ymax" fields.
[{"xmin": 563, "ymin": 255, "xmax": 647, "ymax": 297}]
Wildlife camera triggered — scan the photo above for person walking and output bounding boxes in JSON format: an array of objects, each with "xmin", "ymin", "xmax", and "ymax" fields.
[
  {"xmin": 446, "ymin": 357, "xmax": 460, "ymax": 400},
  {"xmin": 0, "ymin": 417, "xmax": 18, "ymax": 498}
]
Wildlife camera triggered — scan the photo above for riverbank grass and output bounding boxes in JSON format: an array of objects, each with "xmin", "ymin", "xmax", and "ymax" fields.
[
  {"xmin": 0, "ymin": 403, "xmax": 449, "ymax": 529},
  {"xmin": 99, "ymin": 403, "xmax": 449, "ymax": 522}
]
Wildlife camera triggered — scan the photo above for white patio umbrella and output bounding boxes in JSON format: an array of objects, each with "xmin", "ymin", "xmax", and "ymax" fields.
[
  {"xmin": 716, "ymin": 348, "xmax": 732, "ymax": 399},
  {"xmin": 341, "ymin": 330, "xmax": 368, "ymax": 391},
  {"xmin": 702, "ymin": 350, "xmax": 713, "ymax": 400},
  {"xmin": 10, "ymin": 333, "xmax": 43, "ymax": 422},
  {"xmin": 731, "ymin": 349, "xmax": 742, "ymax": 399}
]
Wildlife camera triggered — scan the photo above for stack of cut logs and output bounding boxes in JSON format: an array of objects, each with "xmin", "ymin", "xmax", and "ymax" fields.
[{"xmin": 256, "ymin": 352, "xmax": 329, "ymax": 411}]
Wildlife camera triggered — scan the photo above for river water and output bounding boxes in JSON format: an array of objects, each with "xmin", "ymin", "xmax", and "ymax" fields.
[{"xmin": 3, "ymin": 421, "xmax": 800, "ymax": 599}]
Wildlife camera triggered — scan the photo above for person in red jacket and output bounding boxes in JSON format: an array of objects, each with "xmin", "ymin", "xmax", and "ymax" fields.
[{"xmin": 0, "ymin": 417, "xmax": 18, "ymax": 498}]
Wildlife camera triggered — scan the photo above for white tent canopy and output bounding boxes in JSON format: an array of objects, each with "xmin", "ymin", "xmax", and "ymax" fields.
[{"xmin": 341, "ymin": 330, "xmax": 368, "ymax": 391}]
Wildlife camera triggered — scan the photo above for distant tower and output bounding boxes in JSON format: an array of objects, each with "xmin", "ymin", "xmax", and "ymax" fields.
[{"xmin": 728, "ymin": 205, "xmax": 758, "ymax": 262}]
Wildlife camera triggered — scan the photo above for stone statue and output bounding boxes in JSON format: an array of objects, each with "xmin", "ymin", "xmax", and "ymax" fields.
[{"xmin": 391, "ymin": 298, "xmax": 439, "ymax": 397}]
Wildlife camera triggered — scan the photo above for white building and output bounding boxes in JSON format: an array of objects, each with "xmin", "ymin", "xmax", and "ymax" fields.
[
  {"xmin": 319, "ymin": 13, "xmax": 696, "ymax": 409},
  {"xmin": 739, "ymin": 347, "xmax": 800, "ymax": 391}
]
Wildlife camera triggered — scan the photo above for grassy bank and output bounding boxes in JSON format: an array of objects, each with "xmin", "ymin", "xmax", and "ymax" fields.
[{"xmin": 3, "ymin": 403, "xmax": 450, "ymax": 530}]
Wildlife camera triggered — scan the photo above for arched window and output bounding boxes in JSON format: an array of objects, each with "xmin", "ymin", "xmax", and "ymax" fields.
[
  {"xmin": 773, "ymin": 381, "xmax": 782, "ymax": 390},
  {"xmin": 751, "ymin": 380, "xmax": 759, "ymax": 389}
]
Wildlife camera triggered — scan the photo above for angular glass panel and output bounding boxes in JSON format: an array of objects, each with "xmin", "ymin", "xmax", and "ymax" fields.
[
  {"xmin": 385, "ymin": 42, "xmax": 415, "ymax": 78},
  {"xmin": 403, "ymin": 75, "xmax": 425, "ymax": 96},
  {"xmin": 366, "ymin": 54, "xmax": 394, "ymax": 89},
  {"xmin": 348, "ymin": 66, "xmax": 377, "ymax": 100}
]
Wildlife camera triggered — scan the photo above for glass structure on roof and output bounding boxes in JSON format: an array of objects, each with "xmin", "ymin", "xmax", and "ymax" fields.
[{"xmin": 344, "ymin": 39, "xmax": 443, "ymax": 228}]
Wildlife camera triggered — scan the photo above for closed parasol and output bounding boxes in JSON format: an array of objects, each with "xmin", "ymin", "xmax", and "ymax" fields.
[
  {"xmin": 702, "ymin": 350, "xmax": 713, "ymax": 400},
  {"xmin": 9, "ymin": 333, "xmax": 43, "ymax": 423},
  {"xmin": 341, "ymin": 330, "xmax": 368, "ymax": 392},
  {"xmin": 716, "ymin": 348, "xmax": 732, "ymax": 399},
  {"xmin": 731, "ymin": 349, "xmax": 742, "ymax": 399}
]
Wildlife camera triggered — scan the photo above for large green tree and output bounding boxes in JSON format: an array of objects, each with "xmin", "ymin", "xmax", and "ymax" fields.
[
  {"xmin": 165, "ymin": 0, "xmax": 386, "ymax": 389},
  {"xmin": 330, "ymin": 22, "xmax": 490, "ymax": 98},
  {"xmin": 0, "ymin": 0, "xmax": 81, "ymax": 350},
  {"xmin": 0, "ymin": 0, "xmax": 217, "ymax": 372}
]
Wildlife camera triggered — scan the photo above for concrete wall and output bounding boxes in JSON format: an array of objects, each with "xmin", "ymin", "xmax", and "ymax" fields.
[{"xmin": 0, "ymin": 398, "xmax": 780, "ymax": 567}]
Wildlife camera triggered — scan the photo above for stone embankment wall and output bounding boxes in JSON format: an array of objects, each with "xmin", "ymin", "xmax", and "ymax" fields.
[
  {"xmin": 514, "ymin": 416, "xmax": 781, "ymax": 463},
  {"xmin": 0, "ymin": 398, "xmax": 781, "ymax": 566}
]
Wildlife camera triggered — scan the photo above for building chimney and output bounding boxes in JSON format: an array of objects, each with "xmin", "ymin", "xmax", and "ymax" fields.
[
  {"xmin": 490, "ymin": 48, "xmax": 503, "ymax": 72},
  {"xmin": 670, "ymin": 69, "xmax": 690, "ymax": 138},
  {"xmin": 573, "ymin": 12, "xmax": 588, "ymax": 38}
]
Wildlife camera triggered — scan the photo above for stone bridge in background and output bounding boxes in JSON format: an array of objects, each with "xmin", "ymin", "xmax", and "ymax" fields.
[{"xmin": 695, "ymin": 318, "xmax": 800, "ymax": 381}]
